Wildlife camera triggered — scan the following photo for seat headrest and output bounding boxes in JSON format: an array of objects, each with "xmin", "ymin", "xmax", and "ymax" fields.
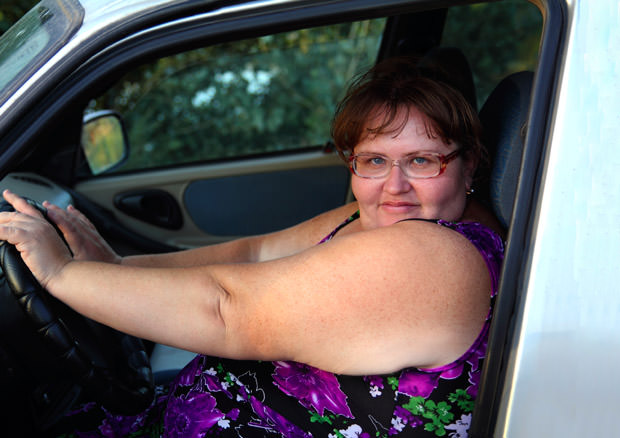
[
  {"xmin": 479, "ymin": 71, "xmax": 534, "ymax": 228},
  {"xmin": 418, "ymin": 47, "xmax": 478, "ymax": 110}
]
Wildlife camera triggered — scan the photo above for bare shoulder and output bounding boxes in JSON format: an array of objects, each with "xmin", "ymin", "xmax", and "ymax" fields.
[
  {"xmin": 354, "ymin": 218, "xmax": 489, "ymax": 272},
  {"xmin": 387, "ymin": 219, "xmax": 491, "ymax": 301},
  {"xmin": 222, "ymin": 215, "xmax": 493, "ymax": 373},
  {"xmin": 324, "ymin": 219, "xmax": 492, "ymax": 371},
  {"xmin": 327, "ymin": 219, "xmax": 492, "ymax": 370}
]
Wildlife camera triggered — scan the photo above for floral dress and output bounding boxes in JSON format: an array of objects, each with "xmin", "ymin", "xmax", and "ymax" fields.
[{"xmin": 57, "ymin": 212, "xmax": 504, "ymax": 438}]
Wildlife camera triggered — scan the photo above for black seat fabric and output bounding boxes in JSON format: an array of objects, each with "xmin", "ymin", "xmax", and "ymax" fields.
[
  {"xmin": 418, "ymin": 46, "xmax": 478, "ymax": 110},
  {"xmin": 478, "ymin": 71, "xmax": 534, "ymax": 228}
]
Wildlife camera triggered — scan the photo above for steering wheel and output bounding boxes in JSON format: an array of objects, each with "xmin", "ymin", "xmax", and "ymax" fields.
[{"xmin": 0, "ymin": 199, "xmax": 154, "ymax": 421}]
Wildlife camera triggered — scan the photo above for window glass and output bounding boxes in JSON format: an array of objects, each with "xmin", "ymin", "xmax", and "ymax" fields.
[
  {"xmin": 441, "ymin": 0, "xmax": 542, "ymax": 107},
  {"xmin": 87, "ymin": 19, "xmax": 386, "ymax": 173}
]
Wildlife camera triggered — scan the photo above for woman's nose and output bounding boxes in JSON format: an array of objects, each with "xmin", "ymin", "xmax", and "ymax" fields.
[{"xmin": 384, "ymin": 164, "xmax": 412, "ymax": 193}]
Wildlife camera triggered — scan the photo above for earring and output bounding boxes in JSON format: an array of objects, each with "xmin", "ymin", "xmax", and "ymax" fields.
[{"xmin": 466, "ymin": 187, "xmax": 475, "ymax": 196}]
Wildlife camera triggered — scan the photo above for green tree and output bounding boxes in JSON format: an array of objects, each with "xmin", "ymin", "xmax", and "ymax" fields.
[{"xmin": 88, "ymin": 20, "xmax": 385, "ymax": 172}]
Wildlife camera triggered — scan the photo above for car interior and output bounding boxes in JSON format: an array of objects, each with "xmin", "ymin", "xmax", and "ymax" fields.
[{"xmin": 0, "ymin": 0, "xmax": 544, "ymax": 434}]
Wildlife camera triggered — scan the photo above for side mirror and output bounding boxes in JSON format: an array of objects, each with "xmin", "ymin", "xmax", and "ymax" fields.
[{"xmin": 81, "ymin": 110, "xmax": 129, "ymax": 175}]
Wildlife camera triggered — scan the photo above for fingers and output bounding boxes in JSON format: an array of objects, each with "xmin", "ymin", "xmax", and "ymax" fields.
[
  {"xmin": 0, "ymin": 205, "xmax": 73, "ymax": 288},
  {"xmin": 2, "ymin": 192, "xmax": 120, "ymax": 264},
  {"xmin": 44, "ymin": 202, "xmax": 95, "ymax": 230},
  {"xmin": 2, "ymin": 189, "xmax": 43, "ymax": 218},
  {"xmin": 43, "ymin": 200, "xmax": 120, "ymax": 264},
  {"xmin": 45, "ymin": 202, "xmax": 98, "ymax": 246},
  {"xmin": 67, "ymin": 204, "xmax": 98, "ymax": 231},
  {"xmin": 0, "ymin": 207, "xmax": 52, "ymax": 247},
  {"xmin": 0, "ymin": 190, "xmax": 45, "ymax": 243},
  {"xmin": 44, "ymin": 202, "xmax": 88, "ymax": 241},
  {"xmin": 45, "ymin": 201, "xmax": 76, "ymax": 229}
]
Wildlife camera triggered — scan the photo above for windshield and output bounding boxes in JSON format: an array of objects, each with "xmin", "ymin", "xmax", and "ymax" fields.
[{"xmin": 0, "ymin": 0, "xmax": 83, "ymax": 107}]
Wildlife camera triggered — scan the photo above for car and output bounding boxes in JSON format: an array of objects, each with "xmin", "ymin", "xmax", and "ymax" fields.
[{"xmin": 0, "ymin": 0, "xmax": 616, "ymax": 436}]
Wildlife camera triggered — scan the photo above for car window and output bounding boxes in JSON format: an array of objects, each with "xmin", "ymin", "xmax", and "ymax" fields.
[
  {"xmin": 441, "ymin": 0, "xmax": 542, "ymax": 107},
  {"xmin": 85, "ymin": 19, "xmax": 386, "ymax": 174}
]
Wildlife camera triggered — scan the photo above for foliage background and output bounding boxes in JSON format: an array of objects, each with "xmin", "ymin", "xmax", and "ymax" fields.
[{"xmin": 88, "ymin": 20, "xmax": 385, "ymax": 171}]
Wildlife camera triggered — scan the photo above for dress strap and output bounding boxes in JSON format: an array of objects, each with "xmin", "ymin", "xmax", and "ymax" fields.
[{"xmin": 318, "ymin": 210, "xmax": 360, "ymax": 243}]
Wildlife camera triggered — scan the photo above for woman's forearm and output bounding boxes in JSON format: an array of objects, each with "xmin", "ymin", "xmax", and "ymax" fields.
[
  {"xmin": 48, "ymin": 260, "xmax": 229, "ymax": 355},
  {"xmin": 120, "ymin": 203, "xmax": 360, "ymax": 269},
  {"xmin": 121, "ymin": 235, "xmax": 263, "ymax": 268}
]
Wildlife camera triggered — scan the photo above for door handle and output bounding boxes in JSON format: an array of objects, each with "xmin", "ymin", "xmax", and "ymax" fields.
[{"xmin": 114, "ymin": 189, "xmax": 183, "ymax": 230}]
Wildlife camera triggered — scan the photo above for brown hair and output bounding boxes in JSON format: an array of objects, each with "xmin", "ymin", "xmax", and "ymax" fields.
[{"xmin": 331, "ymin": 57, "xmax": 484, "ymax": 166}]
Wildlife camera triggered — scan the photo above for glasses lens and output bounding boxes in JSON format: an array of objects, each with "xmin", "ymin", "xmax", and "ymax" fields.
[
  {"xmin": 353, "ymin": 154, "xmax": 388, "ymax": 177},
  {"xmin": 404, "ymin": 153, "xmax": 441, "ymax": 178}
]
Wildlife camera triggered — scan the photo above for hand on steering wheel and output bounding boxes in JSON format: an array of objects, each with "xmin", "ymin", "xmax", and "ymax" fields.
[
  {"xmin": 0, "ymin": 192, "xmax": 153, "ymax": 422},
  {"xmin": 0, "ymin": 190, "xmax": 72, "ymax": 290}
]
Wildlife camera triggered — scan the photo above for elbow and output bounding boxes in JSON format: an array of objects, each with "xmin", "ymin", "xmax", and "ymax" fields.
[
  {"xmin": 212, "ymin": 285, "xmax": 258, "ymax": 360},
  {"xmin": 217, "ymin": 294, "xmax": 280, "ymax": 362}
]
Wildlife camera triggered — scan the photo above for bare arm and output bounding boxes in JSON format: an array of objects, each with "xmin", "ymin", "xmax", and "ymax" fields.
[
  {"xmin": 42, "ymin": 191, "xmax": 359, "ymax": 267},
  {"xmin": 120, "ymin": 202, "xmax": 360, "ymax": 267},
  {"xmin": 0, "ymin": 190, "xmax": 490, "ymax": 375},
  {"xmin": 44, "ymin": 221, "xmax": 490, "ymax": 375}
]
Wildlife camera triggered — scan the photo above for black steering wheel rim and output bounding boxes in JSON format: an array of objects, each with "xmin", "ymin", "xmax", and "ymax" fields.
[{"xmin": 0, "ymin": 199, "xmax": 154, "ymax": 417}]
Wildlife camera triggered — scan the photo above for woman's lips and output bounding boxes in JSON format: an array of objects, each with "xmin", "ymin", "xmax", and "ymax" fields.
[{"xmin": 380, "ymin": 201, "xmax": 419, "ymax": 212}]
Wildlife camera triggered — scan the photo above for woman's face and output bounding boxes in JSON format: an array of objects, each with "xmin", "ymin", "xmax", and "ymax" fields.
[{"xmin": 351, "ymin": 107, "xmax": 475, "ymax": 230}]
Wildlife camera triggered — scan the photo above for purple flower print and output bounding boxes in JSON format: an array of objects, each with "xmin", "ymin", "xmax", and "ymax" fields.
[
  {"xmin": 330, "ymin": 424, "xmax": 372, "ymax": 438},
  {"xmin": 398, "ymin": 369, "xmax": 441, "ymax": 398},
  {"xmin": 227, "ymin": 408, "xmax": 240, "ymax": 421},
  {"xmin": 394, "ymin": 406, "xmax": 416, "ymax": 423},
  {"xmin": 174, "ymin": 355, "xmax": 204, "ymax": 387},
  {"xmin": 164, "ymin": 390, "xmax": 225, "ymax": 438},
  {"xmin": 96, "ymin": 386, "xmax": 169, "ymax": 437},
  {"xmin": 467, "ymin": 369, "xmax": 481, "ymax": 397},
  {"xmin": 272, "ymin": 361, "xmax": 353, "ymax": 418},
  {"xmin": 363, "ymin": 375, "xmax": 384, "ymax": 389},
  {"xmin": 248, "ymin": 395, "xmax": 313, "ymax": 438},
  {"xmin": 364, "ymin": 375, "xmax": 385, "ymax": 397},
  {"xmin": 199, "ymin": 368, "xmax": 233, "ymax": 399},
  {"xmin": 97, "ymin": 411, "xmax": 147, "ymax": 437},
  {"xmin": 388, "ymin": 406, "xmax": 424, "ymax": 435},
  {"xmin": 438, "ymin": 363, "xmax": 464, "ymax": 380},
  {"xmin": 174, "ymin": 355, "xmax": 234, "ymax": 399}
]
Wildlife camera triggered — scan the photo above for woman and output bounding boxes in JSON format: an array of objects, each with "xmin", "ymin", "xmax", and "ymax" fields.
[{"xmin": 0, "ymin": 57, "xmax": 504, "ymax": 437}]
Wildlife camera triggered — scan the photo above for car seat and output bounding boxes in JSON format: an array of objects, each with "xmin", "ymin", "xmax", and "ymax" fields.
[
  {"xmin": 418, "ymin": 46, "xmax": 478, "ymax": 110},
  {"xmin": 478, "ymin": 71, "xmax": 534, "ymax": 228}
]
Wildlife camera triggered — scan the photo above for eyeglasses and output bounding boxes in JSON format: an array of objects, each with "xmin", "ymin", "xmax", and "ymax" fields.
[{"xmin": 349, "ymin": 149, "xmax": 461, "ymax": 179}]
